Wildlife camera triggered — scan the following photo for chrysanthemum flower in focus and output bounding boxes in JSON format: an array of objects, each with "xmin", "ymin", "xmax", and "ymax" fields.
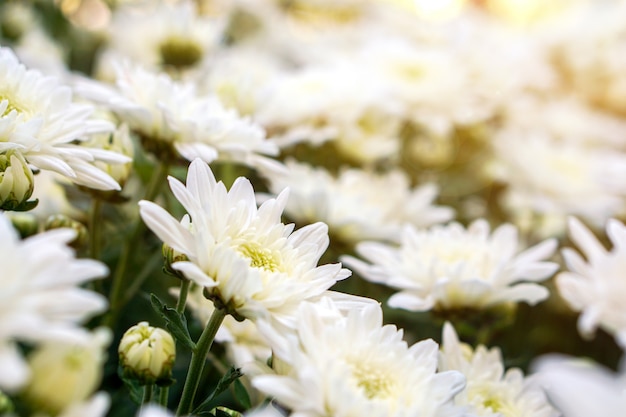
[
  {"xmin": 343, "ymin": 219, "xmax": 558, "ymax": 313},
  {"xmin": 138, "ymin": 158, "xmax": 350, "ymax": 324},
  {"xmin": 250, "ymin": 300, "xmax": 465, "ymax": 417},
  {"xmin": 439, "ymin": 322, "xmax": 558, "ymax": 417},
  {"xmin": 0, "ymin": 213, "xmax": 108, "ymax": 392},
  {"xmin": 556, "ymin": 217, "xmax": 626, "ymax": 348}
]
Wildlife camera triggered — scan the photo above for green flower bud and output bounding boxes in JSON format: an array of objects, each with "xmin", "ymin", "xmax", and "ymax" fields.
[
  {"xmin": 44, "ymin": 214, "xmax": 88, "ymax": 248},
  {"xmin": 162, "ymin": 243, "xmax": 189, "ymax": 279},
  {"xmin": 0, "ymin": 151, "xmax": 37, "ymax": 211},
  {"xmin": 118, "ymin": 322, "xmax": 176, "ymax": 386},
  {"xmin": 8, "ymin": 212, "xmax": 39, "ymax": 238},
  {"xmin": 0, "ymin": 390, "xmax": 14, "ymax": 414}
]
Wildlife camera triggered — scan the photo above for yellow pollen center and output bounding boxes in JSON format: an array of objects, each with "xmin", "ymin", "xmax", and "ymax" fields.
[
  {"xmin": 351, "ymin": 362, "xmax": 395, "ymax": 400},
  {"xmin": 239, "ymin": 242, "xmax": 280, "ymax": 272},
  {"xmin": 0, "ymin": 96, "xmax": 25, "ymax": 117}
]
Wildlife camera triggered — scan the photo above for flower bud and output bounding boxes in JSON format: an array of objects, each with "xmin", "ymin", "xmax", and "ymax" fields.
[
  {"xmin": 24, "ymin": 328, "xmax": 111, "ymax": 416},
  {"xmin": 0, "ymin": 150, "xmax": 37, "ymax": 211},
  {"xmin": 162, "ymin": 243, "xmax": 189, "ymax": 279},
  {"xmin": 44, "ymin": 214, "xmax": 88, "ymax": 248},
  {"xmin": 118, "ymin": 322, "xmax": 176, "ymax": 386},
  {"xmin": 0, "ymin": 390, "xmax": 14, "ymax": 414}
]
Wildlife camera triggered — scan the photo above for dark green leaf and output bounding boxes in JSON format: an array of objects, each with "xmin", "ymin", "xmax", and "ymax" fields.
[
  {"xmin": 192, "ymin": 367, "xmax": 244, "ymax": 415},
  {"xmin": 150, "ymin": 293, "xmax": 196, "ymax": 350},
  {"xmin": 233, "ymin": 379, "xmax": 251, "ymax": 409}
]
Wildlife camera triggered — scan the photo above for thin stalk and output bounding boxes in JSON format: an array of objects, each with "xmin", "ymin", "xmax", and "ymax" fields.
[
  {"xmin": 159, "ymin": 386, "xmax": 169, "ymax": 407},
  {"xmin": 89, "ymin": 198, "xmax": 103, "ymax": 260},
  {"xmin": 176, "ymin": 279, "xmax": 191, "ymax": 314},
  {"xmin": 176, "ymin": 307, "xmax": 227, "ymax": 416},
  {"xmin": 104, "ymin": 162, "xmax": 169, "ymax": 328},
  {"xmin": 142, "ymin": 384, "xmax": 154, "ymax": 404}
]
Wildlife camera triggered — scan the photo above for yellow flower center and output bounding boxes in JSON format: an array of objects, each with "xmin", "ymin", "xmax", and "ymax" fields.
[
  {"xmin": 238, "ymin": 242, "xmax": 280, "ymax": 272},
  {"xmin": 0, "ymin": 95, "xmax": 26, "ymax": 117},
  {"xmin": 350, "ymin": 361, "xmax": 395, "ymax": 400},
  {"xmin": 159, "ymin": 36, "xmax": 203, "ymax": 69}
]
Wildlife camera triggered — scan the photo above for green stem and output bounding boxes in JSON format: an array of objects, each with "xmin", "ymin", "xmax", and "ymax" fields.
[
  {"xmin": 89, "ymin": 199, "xmax": 103, "ymax": 260},
  {"xmin": 176, "ymin": 307, "xmax": 227, "ymax": 417},
  {"xmin": 104, "ymin": 162, "xmax": 169, "ymax": 328},
  {"xmin": 159, "ymin": 386, "xmax": 169, "ymax": 408},
  {"xmin": 176, "ymin": 280, "xmax": 191, "ymax": 314},
  {"xmin": 142, "ymin": 384, "xmax": 154, "ymax": 404}
]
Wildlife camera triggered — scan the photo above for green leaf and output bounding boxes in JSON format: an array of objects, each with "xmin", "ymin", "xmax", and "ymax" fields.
[
  {"xmin": 150, "ymin": 293, "xmax": 196, "ymax": 350},
  {"xmin": 118, "ymin": 366, "xmax": 143, "ymax": 405},
  {"xmin": 233, "ymin": 379, "xmax": 251, "ymax": 409},
  {"xmin": 192, "ymin": 367, "xmax": 244, "ymax": 415}
]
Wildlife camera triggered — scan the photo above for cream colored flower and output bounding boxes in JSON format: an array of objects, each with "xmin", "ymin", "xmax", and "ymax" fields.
[
  {"xmin": 556, "ymin": 217, "xmax": 626, "ymax": 348},
  {"xmin": 118, "ymin": 322, "xmax": 176, "ymax": 385},
  {"xmin": 344, "ymin": 219, "xmax": 558, "ymax": 311},
  {"xmin": 439, "ymin": 323, "xmax": 557, "ymax": 417},
  {"xmin": 139, "ymin": 158, "xmax": 349, "ymax": 324}
]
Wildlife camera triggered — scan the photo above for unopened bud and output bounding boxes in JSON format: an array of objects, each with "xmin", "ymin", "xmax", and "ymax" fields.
[
  {"xmin": 0, "ymin": 390, "xmax": 14, "ymax": 414},
  {"xmin": 44, "ymin": 214, "xmax": 88, "ymax": 248},
  {"xmin": 0, "ymin": 150, "xmax": 37, "ymax": 211},
  {"xmin": 162, "ymin": 243, "xmax": 189, "ymax": 279},
  {"xmin": 118, "ymin": 322, "xmax": 176, "ymax": 386}
]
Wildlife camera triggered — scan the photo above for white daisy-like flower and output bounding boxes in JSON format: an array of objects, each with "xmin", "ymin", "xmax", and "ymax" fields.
[
  {"xmin": 439, "ymin": 322, "xmax": 558, "ymax": 417},
  {"xmin": 533, "ymin": 355, "xmax": 626, "ymax": 417},
  {"xmin": 556, "ymin": 217, "xmax": 626, "ymax": 348},
  {"xmin": 0, "ymin": 47, "xmax": 130, "ymax": 195},
  {"xmin": 77, "ymin": 63, "xmax": 283, "ymax": 174},
  {"xmin": 138, "ymin": 158, "xmax": 350, "ymax": 324},
  {"xmin": 263, "ymin": 159, "xmax": 454, "ymax": 244},
  {"xmin": 250, "ymin": 300, "xmax": 466, "ymax": 417},
  {"xmin": 95, "ymin": 0, "xmax": 222, "ymax": 76},
  {"xmin": 0, "ymin": 213, "xmax": 108, "ymax": 392},
  {"xmin": 343, "ymin": 219, "xmax": 558, "ymax": 312}
]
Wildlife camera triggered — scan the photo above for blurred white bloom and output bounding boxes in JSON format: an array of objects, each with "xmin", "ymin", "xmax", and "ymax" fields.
[
  {"xmin": 24, "ymin": 328, "xmax": 111, "ymax": 416},
  {"xmin": 251, "ymin": 300, "xmax": 465, "ymax": 417},
  {"xmin": 0, "ymin": 47, "xmax": 129, "ymax": 193},
  {"xmin": 344, "ymin": 219, "xmax": 558, "ymax": 311},
  {"xmin": 493, "ymin": 100, "xmax": 626, "ymax": 231},
  {"xmin": 264, "ymin": 160, "xmax": 453, "ymax": 244},
  {"xmin": 139, "ymin": 158, "xmax": 350, "ymax": 324},
  {"xmin": 556, "ymin": 217, "xmax": 626, "ymax": 348},
  {"xmin": 439, "ymin": 322, "xmax": 557, "ymax": 417},
  {"xmin": 0, "ymin": 213, "xmax": 108, "ymax": 392},
  {"xmin": 55, "ymin": 392, "xmax": 110, "ymax": 417},
  {"xmin": 96, "ymin": 0, "xmax": 222, "ymax": 76},
  {"xmin": 78, "ymin": 63, "xmax": 282, "ymax": 173},
  {"xmin": 533, "ymin": 355, "xmax": 626, "ymax": 417},
  {"xmin": 118, "ymin": 322, "xmax": 176, "ymax": 385}
]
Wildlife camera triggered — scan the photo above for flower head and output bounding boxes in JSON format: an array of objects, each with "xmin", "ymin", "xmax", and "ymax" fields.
[
  {"xmin": 344, "ymin": 219, "xmax": 558, "ymax": 312},
  {"xmin": 556, "ymin": 217, "xmax": 626, "ymax": 348},
  {"xmin": 139, "ymin": 158, "xmax": 350, "ymax": 324},
  {"xmin": 251, "ymin": 300, "xmax": 465, "ymax": 417},
  {"xmin": 0, "ymin": 213, "xmax": 108, "ymax": 393},
  {"xmin": 439, "ymin": 322, "xmax": 558, "ymax": 417},
  {"xmin": 118, "ymin": 322, "xmax": 176, "ymax": 386}
]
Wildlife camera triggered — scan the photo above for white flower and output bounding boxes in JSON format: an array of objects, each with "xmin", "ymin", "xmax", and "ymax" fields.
[
  {"xmin": 439, "ymin": 323, "xmax": 557, "ymax": 417},
  {"xmin": 24, "ymin": 328, "xmax": 111, "ymax": 415},
  {"xmin": 556, "ymin": 217, "xmax": 626, "ymax": 348},
  {"xmin": 251, "ymin": 300, "xmax": 465, "ymax": 417},
  {"xmin": 138, "ymin": 158, "xmax": 350, "ymax": 324},
  {"xmin": 343, "ymin": 219, "xmax": 558, "ymax": 311},
  {"xmin": 0, "ymin": 213, "xmax": 108, "ymax": 392},
  {"xmin": 56, "ymin": 392, "xmax": 110, "ymax": 417},
  {"xmin": 533, "ymin": 355, "xmax": 626, "ymax": 417},
  {"xmin": 0, "ymin": 47, "xmax": 129, "ymax": 192},
  {"xmin": 263, "ymin": 160, "xmax": 454, "ymax": 244},
  {"xmin": 77, "ymin": 63, "xmax": 282, "ymax": 173},
  {"xmin": 96, "ymin": 0, "xmax": 222, "ymax": 76}
]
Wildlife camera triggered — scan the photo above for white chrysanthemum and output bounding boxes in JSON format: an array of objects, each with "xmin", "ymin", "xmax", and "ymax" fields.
[
  {"xmin": 0, "ymin": 213, "xmax": 107, "ymax": 393},
  {"xmin": 263, "ymin": 160, "xmax": 453, "ymax": 244},
  {"xmin": 533, "ymin": 355, "xmax": 626, "ymax": 417},
  {"xmin": 251, "ymin": 300, "xmax": 465, "ymax": 417},
  {"xmin": 491, "ymin": 120, "xmax": 626, "ymax": 230},
  {"xmin": 0, "ymin": 47, "xmax": 129, "ymax": 193},
  {"xmin": 439, "ymin": 323, "xmax": 557, "ymax": 417},
  {"xmin": 139, "ymin": 158, "xmax": 350, "ymax": 324},
  {"xmin": 56, "ymin": 392, "xmax": 110, "ymax": 417},
  {"xmin": 78, "ymin": 63, "xmax": 282, "ymax": 173},
  {"xmin": 556, "ymin": 217, "xmax": 626, "ymax": 348},
  {"xmin": 343, "ymin": 219, "xmax": 558, "ymax": 311},
  {"xmin": 96, "ymin": 0, "xmax": 221, "ymax": 76}
]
